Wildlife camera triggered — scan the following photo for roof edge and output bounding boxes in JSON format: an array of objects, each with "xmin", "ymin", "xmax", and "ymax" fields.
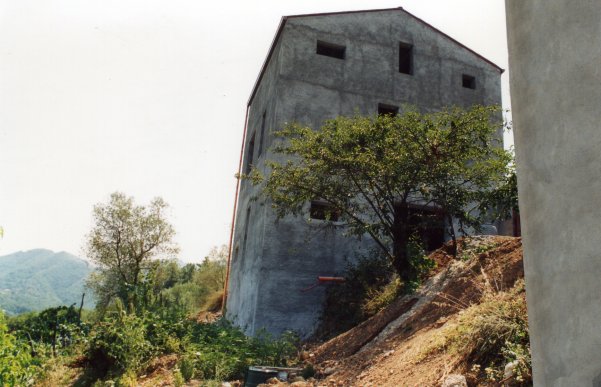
[
  {"xmin": 247, "ymin": 7, "xmax": 504, "ymax": 107},
  {"xmin": 398, "ymin": 8, "xmax": 504, "ymax": 75}
]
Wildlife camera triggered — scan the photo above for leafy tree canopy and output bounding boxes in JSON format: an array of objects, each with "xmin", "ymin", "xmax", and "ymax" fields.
[
  {"xmin": 250, "ymin": 105, "xmax": 513, "ymax": 285},
  {"xmin": 85, "ymin": 192, "xmax": 178, "ymax": 313}
]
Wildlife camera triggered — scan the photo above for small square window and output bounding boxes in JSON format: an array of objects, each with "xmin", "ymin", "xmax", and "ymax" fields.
[
  {"xmin": 378, "ymin": 103, "xmax": 399, "ymax": 116},
  {"xmin": 316, "ymin": 40, "xmax": 346, "ymax": 60},
  {"xmin": 399, "ymin": 42, "xmax": 413, "ymax": 75},
  {"xmin": 310, "ymin": 201, "xmax": 340, "ymax": 221},
  {"xmin": 462, "ymin": 74, "xmax": 476, "ymax": 89}
]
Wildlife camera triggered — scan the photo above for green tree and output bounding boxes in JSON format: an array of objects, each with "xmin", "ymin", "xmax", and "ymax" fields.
[
  {"xmin": 250, "ymin": 105, "xmax": 512, "ymax": 285},
  {"xmin": 193, "ymin": 245, "xmax": 228, "ymax": 293},
  {"xmin": 85, "ymin": 192, "xmax": 179, "ymax": 313}
]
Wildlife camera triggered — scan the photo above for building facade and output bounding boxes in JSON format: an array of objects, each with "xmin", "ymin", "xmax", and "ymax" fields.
[{"xmin": 226, "ymin": 8, "xmax": 503, "ymax": 338}]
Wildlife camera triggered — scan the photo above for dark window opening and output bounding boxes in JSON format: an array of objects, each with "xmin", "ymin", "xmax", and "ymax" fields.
[
  {"xmin": 395, "ymin": 205, "xmax": 445, "ymax": 252},
  {"xmin": 399, "ymin": 42, "xmax": 413, "ymax": 74},
  {"xmin": 310, "ymin": 201, "xmax": 340, "ymax": 221},
  {"xmin": 462, "ymin": 74, "xmax": 476, "ymax": 89},
  {"xmin": 378, "ymin": 103, "xmax": 399, "ymax": 116},
  {"xmin": 242, "ymin": 207, "xmax": 251, "ymax": 257},
  {"xmin": 258, "ymin": 111, "xmax": 267, "ymax": 157},
  {"xmin": 316, "ymin": 40, "xmax": 346, "ymax": 59},
  {"xmin": 245, "ymin": 132, "xmax": 256, "ymax": 174}
]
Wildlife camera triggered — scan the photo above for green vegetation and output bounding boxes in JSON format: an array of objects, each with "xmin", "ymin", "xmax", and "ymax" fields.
[
  {"xmin": 317, "ymin": 241, "xmax": 435, "ymax": 339},
  {"xmin": 0, "ymin": 249, "xmax": 94, "ymax": 315},
  {"xmin": 85, "ymin": 192, "xmax": 179, "ymax": 314},
  {"xmin": 0, "ymin": 193, "xmax": 299, "ymax": 386},
  {"xmin": 422, "ymin": 280, "xmax": 531, "ymax": 385},
  {"xmin": 249, "ymin": 105, "xmax": 513, "ymax": 285},
  {"xmin": 0, "ymin": 312, "xmax": 40, "ymax": 386}
]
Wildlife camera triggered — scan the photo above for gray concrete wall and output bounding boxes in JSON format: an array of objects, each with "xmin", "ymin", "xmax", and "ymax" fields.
[
  {"xmin": 227, "ymin": 9, "xmax": 503, "ymax": 338},
  {"xmin": 506, "ymin": 2, "xmax": 601, "ymax": 385}
]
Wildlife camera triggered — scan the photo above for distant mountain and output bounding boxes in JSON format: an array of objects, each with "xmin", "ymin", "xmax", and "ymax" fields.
[{"xmin": 0, "ymin": 249, "xmax": 95, "ymax": 315}]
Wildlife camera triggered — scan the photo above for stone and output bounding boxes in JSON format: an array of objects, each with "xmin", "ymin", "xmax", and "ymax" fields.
[
  {"xmin": 441, "ymin": 374, "xmax": 467, "ymax": 387},
  {"xmin": 503, "ymin": 360, "xmax": 519, "ymax": 379},
  {"xmin": 322, "ymin": 367, "xmax": 337, "ymax": 376}
]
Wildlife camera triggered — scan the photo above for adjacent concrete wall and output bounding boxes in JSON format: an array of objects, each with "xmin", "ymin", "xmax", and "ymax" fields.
[
  {"xmin": 227, "ymin": 9, "xmax": 503, "ymax": 338},
  {"xmin": 506, "ymin": 1, "xmax": 601, "ymax": 385}
]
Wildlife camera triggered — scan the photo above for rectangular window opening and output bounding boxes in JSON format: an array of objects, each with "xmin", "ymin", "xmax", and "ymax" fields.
[
  {"xmin": 394, "ymin": 204, "xmax": 445, "ymax": 252},
  {"xmin": 316, "ymin": 40, "xmax": 346, "ymax": 60},
  {"xmin": 378, "ymin": 103, "xmax": 399, "ymax": 116},
  {"xmin": 399, "ymin": 42, "xmax": 413, "ymax": 75},
  {"xmin": 242, "ymin": 207, "xmax": 251, "ymax": 257},
  {"xmin": 245, "ymin": 132, "xmax": 256, "ymax": 174},
  {"xmin": 462, "ymin": 74, "xmax": 476, "ymax": 89},
  {"xmin": 258, "ymin": 111, "xmax": 267, "ymax": 157},
  {"xmin": 310, "ymin": 201, "xmax": 340, "ymax": 221}
]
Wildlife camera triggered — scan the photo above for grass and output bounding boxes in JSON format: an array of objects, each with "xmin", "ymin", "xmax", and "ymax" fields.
[{"xmin": 420, "ymin": 279, "xmax": 531, "ymax": 385}]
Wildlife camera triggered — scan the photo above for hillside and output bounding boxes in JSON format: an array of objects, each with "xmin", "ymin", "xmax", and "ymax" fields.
[
  {"xmin": 0, "ymin": 249, "xmax": 95, "ymax": 315},
  {"xmin": 251, "ymin": 236, "xmax": 528, "ymax": 387},
  {"xmin": 30, "ymin": 237, "xmax": 527, "ymax": 386}
]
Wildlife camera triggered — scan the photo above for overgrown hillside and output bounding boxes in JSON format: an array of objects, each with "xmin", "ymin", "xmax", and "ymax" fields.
[
  {"xmin": 1, "ymin": 237, "xmax": 528, "ymax": 386},
  {"xmin": 0, "ymin": 249, "xmax": 94, "ymax": 315},
  {"xmin": 263, "ymin": 236, "xmax": 529, "ymax": 387}
]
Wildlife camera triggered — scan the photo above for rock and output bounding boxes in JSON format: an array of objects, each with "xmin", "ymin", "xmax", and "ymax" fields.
[
  {"xmin": 323, "ymin": 367, "xmax": 337, "ymax": 375},
  {"xmin": 266, "ymin": 377, "xmax": 280, "ymax": 384},
  {"xmin": 290, "ymin": 382, "xmax": 309, "ymax": 387},
  {"xmin": 382, "ymin": 349, "xmax": 395, "ymax": 358},
  {"xmin": 504, "ymin": 360, "xmax": 519, "ymax": 379},
  {"xmin": 222, "ymin": 383, "xmax": 232, "ymax": 387},
  {"xmin": 291, "ymin": 376, "xmax": 306, "ymax": 382},
  {"xmin": 441, "ymin": 374, "xmax": 467, "ymax": 387}
]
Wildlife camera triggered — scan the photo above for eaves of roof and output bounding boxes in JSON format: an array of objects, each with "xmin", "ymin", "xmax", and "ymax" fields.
[{"xmin": 247, "ymin": 7, "xmax": 505, "ymax": 107}]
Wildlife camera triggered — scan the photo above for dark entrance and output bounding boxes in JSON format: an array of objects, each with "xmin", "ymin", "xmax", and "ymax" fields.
[{"xmin": 407, "ymin": 206, "xmax": 445, "ymax": 252}]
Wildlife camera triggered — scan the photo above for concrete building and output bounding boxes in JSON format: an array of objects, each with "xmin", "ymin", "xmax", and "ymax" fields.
[
  {"xmin": 226, "ymin": 7, "xmax": 503, "ymax": 338},
  {"xmin": 506, "ymin": 1, "xmax": 601, "ymax": 385}
]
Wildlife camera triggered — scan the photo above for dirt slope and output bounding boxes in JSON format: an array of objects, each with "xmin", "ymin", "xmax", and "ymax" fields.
[{"xmin": 306, "ymin": 236, "xmax": 524, "ymax": 387}]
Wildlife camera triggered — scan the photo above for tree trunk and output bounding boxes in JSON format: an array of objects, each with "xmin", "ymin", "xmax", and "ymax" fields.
[
  {"xmin": 78, "ymin": 293, "xmax": 85, "ymax": 324},
  {"xmin": 447, "ymin": 214, "xmax": 458, "ymax": 258},
  {"xmin": 392, "ymin": 202, "xmax": 412, "ymax": 283}
]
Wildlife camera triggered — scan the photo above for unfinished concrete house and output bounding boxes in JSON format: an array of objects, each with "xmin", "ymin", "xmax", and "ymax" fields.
[{"xmin": 226, "ymin": 7, "xmax": 504, "ymax": 338}]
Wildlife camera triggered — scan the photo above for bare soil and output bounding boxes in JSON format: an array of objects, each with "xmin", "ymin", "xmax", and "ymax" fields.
[{"xmin": 303, "ymin": 236, "xmax": 524, "ymax": 387}]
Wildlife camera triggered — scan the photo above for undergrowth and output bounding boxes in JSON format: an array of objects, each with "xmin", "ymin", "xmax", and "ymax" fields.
[
  {"xmin": 317, "ymin": 241, "xmax": 435, "ymax": 340},
  {"xmin": 421, "ymin": 279, "xmax": 531, "ymax": 386}
]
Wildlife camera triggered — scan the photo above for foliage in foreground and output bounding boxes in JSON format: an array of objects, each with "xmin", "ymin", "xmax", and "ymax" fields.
[
  {"xmin": 423, "ymin": 280, "xmax": 531, "ymax": 385},
  {"xmin": 86, "ymin": 304, "xmax": 298, "ymax": 383},
  {"xmin": 249, "ymin": 105, "xmax": 513, "ymax": 284},
  {"xmin": 0, "ymin": 312, "xmax": 40, "ymax": 386}
]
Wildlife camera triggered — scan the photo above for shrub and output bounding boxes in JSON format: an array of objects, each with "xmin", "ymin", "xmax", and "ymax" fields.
[
  {"xmin": 87, "ymin": 308, "xmax": 153, "ymax": 377},
  {"xmin": 0, "ymin": 312, "xmax": 39, "ymax": 386},
  {"xmin": 185, "ymin": 320, "xmax": 298, "ymax": 380},
  {"xmin": 317, "ymin": 250, "xmax": 395, "ymax": 338}
]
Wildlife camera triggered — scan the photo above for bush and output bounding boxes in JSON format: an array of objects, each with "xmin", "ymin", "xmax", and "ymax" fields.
[
  {"xmin": 184, "ymin": 321, "xmax": 298, "ymax": 380},
  {"xmin": 8, "ymin": 306, "xmax": 89, "ymax": 357},
  {"xmin": 87, "ymin": 308, "xmax": 153, "ymax": 377},
  {"xmin": 0, "ymin": 312, "xmax": 40, "ymax": 386},
  {"xmin": 317, "ymin": 250, "xmax": 395, "ymax": 338}
]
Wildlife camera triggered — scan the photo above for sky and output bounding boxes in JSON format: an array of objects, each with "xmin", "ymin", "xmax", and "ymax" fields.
[{"xmin": 0, "ymin": 0, "xmax": 510, "ymax": 263}]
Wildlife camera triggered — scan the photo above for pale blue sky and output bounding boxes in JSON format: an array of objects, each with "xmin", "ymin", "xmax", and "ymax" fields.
[{"xmin": 0, "ymin": 0, "xmax": 510, "ymax": 262}]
